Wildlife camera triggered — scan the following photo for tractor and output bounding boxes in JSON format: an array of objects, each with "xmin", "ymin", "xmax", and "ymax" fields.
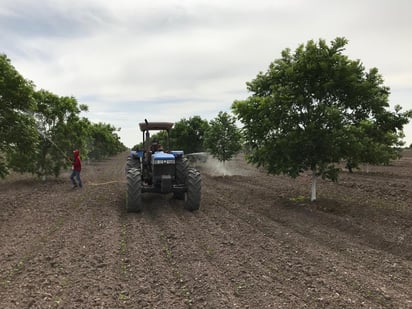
[{"xmin": 125, "ymin": 120, "xmax": 201, "ymax": 212}]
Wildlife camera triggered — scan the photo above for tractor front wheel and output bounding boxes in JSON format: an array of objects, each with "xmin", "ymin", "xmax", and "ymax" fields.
[
  {"xmin": 126, "ymin": 168, "xmax": 142, "ymax": 212},
  {"xmin": 185, "ymin": 168, "xmax": 201, "ymax": 211}
]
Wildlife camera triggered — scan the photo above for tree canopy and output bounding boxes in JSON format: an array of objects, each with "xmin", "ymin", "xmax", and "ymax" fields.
[
  {"xmin": 232, "ymin": 37, "xmax": 411, "ymax": 201},
  {"xmin": 204, "ymin": 111, "xmax": 242, "ymax": 163},
  {"xmin": 0, "ymin": 54, "xmax": 38, "ymax": 177},
  {"xmin": 169, "ymin": 116, "xmax": 209, "ymax": 153},
  {"xmin": 87, "ymin": 122, "xmax": 126, "ymax": 160},
  {"xmin": 0, "ymin": 54, "xmax": 127, "ymax": 179}
]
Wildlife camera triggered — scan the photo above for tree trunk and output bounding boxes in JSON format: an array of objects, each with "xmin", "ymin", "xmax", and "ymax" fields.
[{"xmin": 311, "ymin": 169, "xmax": 317, "ymax": 202}]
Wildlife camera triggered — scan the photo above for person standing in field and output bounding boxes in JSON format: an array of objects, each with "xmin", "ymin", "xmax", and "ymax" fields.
[{"xmin": 70, "ymin": 149, "xmax": 82, "ymax": 188}]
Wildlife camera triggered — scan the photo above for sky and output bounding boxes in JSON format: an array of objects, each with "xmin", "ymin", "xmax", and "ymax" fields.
[{"xmin": 1, "ymin": 0, "xmax": 411, "ymax": 148}]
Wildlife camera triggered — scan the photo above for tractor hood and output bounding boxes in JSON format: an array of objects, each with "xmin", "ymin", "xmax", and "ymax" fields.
[{"xmin": 152, "ymin": 151, "xmax": 175, "ymax": 164}]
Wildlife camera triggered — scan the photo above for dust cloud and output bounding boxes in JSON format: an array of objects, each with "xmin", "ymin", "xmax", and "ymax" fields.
[{"xmin": 190, "ymin": 153, "xmax": 258, "ymax": 176}]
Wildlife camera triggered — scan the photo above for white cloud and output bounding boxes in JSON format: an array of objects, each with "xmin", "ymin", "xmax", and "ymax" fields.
[{"xmin": 2, "ymin": 0, "xmax": 412, "ymax": 147}]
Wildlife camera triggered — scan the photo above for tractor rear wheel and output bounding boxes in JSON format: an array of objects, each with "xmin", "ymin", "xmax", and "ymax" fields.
[
  {"xmin": 174, "ymin": 157, "xmax": 189, "ymax": 199},
  {"xmin": 185, "ymin": 168, "xmax": 201, "ymax": 211},
  {"xmin": 176, "ymin": 157, "xmax": 189, "ymax": 184},
  {"xmin": 125, "ymin": 157, "xmax": 140, "ymax": 174},
  {"xmin": 126, "ymin": 168, "xmax": 142, "ymax": 212}
]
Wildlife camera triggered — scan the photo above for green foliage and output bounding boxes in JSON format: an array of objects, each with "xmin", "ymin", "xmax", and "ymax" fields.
[
  {"xmin": 170, "ymin": 116, "xmax": 210, "ymax": 153},
  {"xmin": 132, "ymin": 143, "xmax": 143, "ymax": 151},
  {"xmin": 1, "ymin": 54, "xmax": 127, "ymax": 179},
  {"xmin": 204, "ymin": 111, "xmax": 242, "ymax": 162},
  {"xmin": 87, "ymin": 122, "xmax": 126, "ymax": 160},
  {"xmin": 150, "ymin": 131, "xmax": 169, "ymax": 150},
  {"xmin": 0, "ymin": 54, "xmax": 38, "ymax": 177},
  {"xmin": 7, "ymin": 90, "xmax": 90, "ymax": 177},
  {"xmin": 232, "ymin": 37, "xmax": 411, "ymax": 199},
  {"xmin": 344, "ymin": 113, "xmax": 410, "ymax": 171}
]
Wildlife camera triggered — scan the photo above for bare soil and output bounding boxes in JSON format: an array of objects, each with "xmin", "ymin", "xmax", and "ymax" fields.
[{"xmin": 0, "ymin": 151, "xmax": 411, "ymax": 308}]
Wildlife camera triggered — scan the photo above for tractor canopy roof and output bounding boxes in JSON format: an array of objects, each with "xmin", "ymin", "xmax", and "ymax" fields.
[{"xmin": 139, "ymin": 122, "xmax": 174, "ymax": 131}]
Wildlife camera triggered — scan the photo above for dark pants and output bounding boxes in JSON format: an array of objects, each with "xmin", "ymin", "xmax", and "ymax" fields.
[{"xmin": 70, "ymin": 170, "xmax": 82, "ymax": 187}]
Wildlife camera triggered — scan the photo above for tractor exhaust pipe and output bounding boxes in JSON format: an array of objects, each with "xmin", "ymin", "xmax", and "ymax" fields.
[{"xmin": 144, "ymin": 119, "xmax": 150, "ymax": 153}]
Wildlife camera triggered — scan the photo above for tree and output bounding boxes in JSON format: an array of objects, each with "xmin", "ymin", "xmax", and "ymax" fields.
[
  {"xmin": 204, "ymin": 111, "xmax": 242, "ymax": 163},
  {"xmin": 345, "ymin": 111, "xmax": 409, "ymax": 172},
  {"xmin": 8, "ymin": 90, "xmax": 91, "ymax": 178},
  {"xmin": 87, "ymin": 122, "xmax": 126, "ymax": 160},
  {"xmin": 0, "ymin": 54, "xmax": 38, "ymax": 178},
  {"xmin": 1, "ymin": 54, "xmax": 127, "ymax": 179},
  {"xmin": 150, "ymin": 130, "xmax": 169, "ymax": 150},
  {"xmin": 232, "ymin": 37, "xmax": 411, "ymax": 201},
  {"xmin": 170, "ymin": 116, "xmax": 210, "ymax": 153}
]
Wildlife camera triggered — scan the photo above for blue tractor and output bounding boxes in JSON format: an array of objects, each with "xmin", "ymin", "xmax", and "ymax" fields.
[{"xmin": 125, "ymin": 120, "xmax": 201, "ymax": 212}]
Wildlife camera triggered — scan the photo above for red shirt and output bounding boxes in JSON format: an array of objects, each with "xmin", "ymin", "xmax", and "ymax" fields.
[{"xmin": 72, "ymin": 150, "xmax": 81, "ymax": 172}]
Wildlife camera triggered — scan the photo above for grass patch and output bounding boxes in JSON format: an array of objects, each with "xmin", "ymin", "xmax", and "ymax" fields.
[
  {"xmin": 289, "ymin": 195, "xmax": 307, "ymax": 203},
  {"xmin": 118, "ymin": 290, "xmax": 129, "ymax": 302}
]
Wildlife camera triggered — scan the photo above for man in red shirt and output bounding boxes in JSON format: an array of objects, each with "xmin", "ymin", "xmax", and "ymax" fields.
[{"xmin": 70, "ymin": 149, "xmax": 82, "ymax": 188}]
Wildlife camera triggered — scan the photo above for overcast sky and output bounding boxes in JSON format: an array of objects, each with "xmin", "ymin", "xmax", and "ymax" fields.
[{"xmin": 1, "ymin": 0, "xmax": 411, "ymax": 147}]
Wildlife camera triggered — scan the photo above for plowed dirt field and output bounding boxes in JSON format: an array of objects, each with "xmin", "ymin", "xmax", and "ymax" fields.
[{"xmin": 1, "ymin": 151, "xmax": 411, "ymax": 308}]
